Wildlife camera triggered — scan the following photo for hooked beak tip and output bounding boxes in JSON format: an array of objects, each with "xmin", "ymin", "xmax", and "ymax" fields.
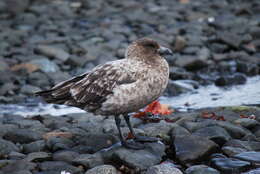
[{"xmin": 158, "ymin": 46, "xmax": 173, "ymax": 56}]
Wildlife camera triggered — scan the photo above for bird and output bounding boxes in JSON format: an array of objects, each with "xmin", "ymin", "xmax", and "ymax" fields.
[{"xmin": 36, "ymin": 38, "xmax": 172, "ymax": 149}]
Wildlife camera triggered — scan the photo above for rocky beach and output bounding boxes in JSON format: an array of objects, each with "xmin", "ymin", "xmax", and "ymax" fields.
[{"xmin": 0, "ymin": 0, "xmax": 260, "ymax": 173}]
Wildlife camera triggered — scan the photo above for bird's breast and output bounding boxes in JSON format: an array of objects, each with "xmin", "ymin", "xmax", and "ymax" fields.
[{"xmin": 99, "ymin": 59, "xmax": 169, "ymax": 115}]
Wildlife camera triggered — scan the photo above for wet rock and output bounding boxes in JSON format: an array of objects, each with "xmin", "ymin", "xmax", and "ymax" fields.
[
  {"xmin": 146, "ymin": 162, "xmax": 183, "ymax": 174},
  {"xmin": 20, "ymin": 84, "xmax": 41, "ymax": 95},
  {"xmin": 255, "ymin": 129, "xmax": 260, "ymax": 138},
  {"xmin": 250, "ymin": 27, "xmax": 260, "ymax": 39},
  {"xmin": 5, "ymin": 0, "xmax": 30, "ymax": 15},
  {"xmin": 174, "ymin": 36, "xmax": 186, "ymax": 52},
  {"xmin": 193, "ymin": 126, "xmax": 231, "ymax": 145},
  {"xmin": 0, "ymin": 124, "xmax": 17, "ymax": 137},
  {"xmin": 170, "ymin": 125, "xmax": 191, "ymax": 140},
  {"xmin": 185, "ymin": 165, "xmax": 220, "ymax": 174},
  {"xmin": 217, "ymin": 121, "xmax": 251, "ymax": 139},
  {"xmin": 236, "ymin": 61, "xmax": 259, "ymax": 76},
  {"xmin": 186, "ymin": 34, "xmax": 203, "ymax": 47},
  {"xmin": 0, "ymin": 1, "xmax": 7, "ymax": 13},
  {"xmin": 169, "ymin": 67, "xmax": 194, "ymax": 80},
  {"xmin": 217, "ymin": 32, "xmax": 242, "ymax": 48},
  {"xmin": 105, "ymin": 142, "xmax": 165, "ymax": 172},
  {"xmin": 165, "ymin": 80, "xmax": 197, "ymax": 96},
  {"xmin": 23, "ymin": 140, "xmax": 46, "ymax": 154},
  {"xmin": 0, "ymin": 160, "xmax": 37, "ymax": 174},
  {"xmin": 241, "ymin": 134, "xmax": 257, "ymax": 141},
  {"xmin": 109, "ymin": 148, "xmax": 159, "ymax": 171},
  {"xmin": 233, "ymin": 118, "xmax": 259, "ymax": 129},
  {"xmin": 85, "ymin": 165, "xmax": 118, "ymax": 174},
  {"xmin": 215, "ymin": 73, "xmax": 247, "ymax": 86},
  {"xmin": 0, "ymin": 138, "xmax": 19, "ymax": 156},
  {"xmin": 174, "ymin": 135, "xmax": 218, "ymax": 165},
  {"xmin": 74, "ymin": 116, "xmax": 105, "ymax": 134},
  {"xmin": 229, "ymin": 73, "xmax": 247, "ymax": 85},
  {"xmin": 233, "ymin": 151, "xmax": 260, "ymax": 164},
  {"xmin": 139, "ymin": 121, "xmax": 178, "ymax": 141},
  {"xmin": 29, "ymin": 58, "xmax": 60, "ymax": 73},
  {"xmin": 67, "ymin": 55, "xmax": 89, "ymax": 67},
  {"xmin": 0, "ymin": 160, "xmax": 13, "ymax": 169},
  {"xmin": 3, "ymin": 117, "xmax": 45, "ymax": 131},
  {"xmin": 78, "ymin": 39, "xmax": 105, "ymax": 62},
  {"xmin": 40, "ymin": 115, "xmax": 71, "ymax": 130},
  {"xmin": 39, "ymin": 161, "xmax": 82, "ymax": 174},
  {"xmin": 4, "ymin": 128, "xmax": 42, "ymax": 144},
  {"xmin": 1, "ymin": 170, "xmax": 32, "ymax": 174},
  {"xmin": 211, "ymin": 155, "xmax": 251, "ymax": 173},
  {"xmin": 224, "ymin": 139, "xmax": 260, "ymax": 151},
  {"xmin": 182, "ymin": 47, "xmax": 200, "ymax": 55},
  {"xmin": 28, "ymin": 72, "xmax": 51, "ymax": 87},
  {"xmin": 222, "ymin": 146, "xmax": 247, "ymax": 157},
  {"xmin": 46, "ymin": 71, "xmax": 71, "ymax": 85},
  {"xmin": 175, "ymin": 55, "xmax": 208, "ymax": 71},
  {"xmin": 181, "ymin": 120, "xmax": 216, "ymax": 132},
  {"xmin": 73, "ymin": 133, "xmax": 118, "ymax": 153},
  {"xmin": 53, "ymin": 150, "xmax": 80, "ymax": 163},
  {"xmin": 198, "ymin": 47, "xmax": 211, "ymax": 61},
  {"xmin": 210, "ymin": 43, "xmax": 228, "ymax": 53},
  {"xmin": 0, "ymin": 58, "xmax": 9, "ymax": 71},
  {"xmin": 25, "ymin": 152, "xmax": 51, "ymax": 162},
  {"xmin": 35, "ymin": 45, "xmax": 70, "ymax": 62},
  {"xmin": 8, "ymin": 151, "xmax": 26, "ymax": 160},
  {"xmin": 46, "ymin": 137, "xmax": 74, "ymax": 151},
  {"xmin": 0, "ymin": 82, "xmax": 16, "ymax": 96},
  {"xmin": 242, "ymin": 168, "xmax": 260, "ymax": 174},
  {"xmin": 72, "ymin": 153, "xmax": 104, "ymax": 168}
]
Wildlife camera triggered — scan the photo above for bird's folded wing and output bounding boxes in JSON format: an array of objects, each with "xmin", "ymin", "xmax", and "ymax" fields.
[
  {"xmin": 69, "ymin": 63, "xmax": 136, "ymax": 105},
  {"xmin": 35, "ymin": 73, "xmax": 87, "ymax": 104}
]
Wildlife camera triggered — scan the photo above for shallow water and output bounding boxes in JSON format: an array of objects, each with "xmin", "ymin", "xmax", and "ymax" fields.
[
  {"xmin": 161, "ymin": 76, "xmax": 260, "ymax": 111},
  {"xmin": 0, "ymin": 76, "xmax": 259, "ymax": 117}
]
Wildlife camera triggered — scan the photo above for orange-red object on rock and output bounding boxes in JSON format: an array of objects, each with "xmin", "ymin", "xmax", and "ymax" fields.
[
  {"xmin": 126, "ymin": 132, "xmax": 135, "ymax": 140},
  {"xmin": 201, "ymin": 112, "xmax": 226, "ymax": 121},
  {"xmin": 133, "ymin": 101, "xmax": 173, "ymax": 118},
  {"xmin": 240, "ymin": 114, "xmax": 256, "ymax": 120}
]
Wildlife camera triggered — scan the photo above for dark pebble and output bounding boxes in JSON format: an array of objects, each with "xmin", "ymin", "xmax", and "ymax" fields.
[
  {"xmin": 72, "ymin": 153, "xmax": 104, "ymax": 169},
  {"xmin": 234, "ymin": 151, "xmax": 260, "ymax": 164},
  {"xmin": 0, "ymin": 138, "xmax": 19, "ymax": 157},
  {"xmin": 174, "ymin": 135, "xmax": 218, "ymax": 166},
  {"xmin": 53, "ymin": 150, "xmax": 80, "ymax": 163},
  {"xmin": 185, "ymin": 165, "xmax": 220, "ymax": 174},
  {"xmin": 193, "ymin": 126, "xmax": 231, "ymax": 146},
  {"xmin": 46, "ymin": 137, "xmax": 74, "ymax": 151},
  {"xmin": 211, "ymin": 154, "xmax": 251, "ymax": 173},
  {"xmin": 39, "ymin": 161, "xmax": 83, "ymax": 174},
  {"xmin": 23, "ymin": 140, "xmax": 46, "ymax": 154},
  {"xmin": 4, "ymin": 128, "xmax": 42, "ymax": 144}
]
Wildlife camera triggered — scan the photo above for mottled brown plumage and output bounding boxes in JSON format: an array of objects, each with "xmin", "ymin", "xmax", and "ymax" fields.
[{"xmin": 36, "ymin": 38, "xmax": 172, "ymax": 149}]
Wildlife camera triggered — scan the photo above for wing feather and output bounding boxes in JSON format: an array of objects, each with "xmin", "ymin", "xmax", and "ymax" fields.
[
  {"xmin": 36, "ymin": 61, "xmax": 136, "ymax": 112},
  {"xmin": 69, "ymin": 63, "xmax": 135, "ymax": 110}
]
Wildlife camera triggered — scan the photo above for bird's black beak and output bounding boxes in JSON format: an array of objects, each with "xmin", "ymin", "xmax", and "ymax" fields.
[{"xmin": 158, "ymin": 46, "xmax": 173, "ymax": 56}]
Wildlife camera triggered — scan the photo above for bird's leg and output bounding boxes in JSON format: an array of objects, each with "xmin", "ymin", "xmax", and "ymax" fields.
[
  {"xmin": 114, "ymin": 116, "xmax": 144, "ymax": 149},
  {"xmin": 123, "ymin": 114, "xmax": 158, "ymax": 142}
]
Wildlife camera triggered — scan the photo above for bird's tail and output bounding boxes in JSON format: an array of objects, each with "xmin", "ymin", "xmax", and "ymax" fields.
[{"xmin": 35, "ymin": 73, "xmax": 87, "ymax": 105}]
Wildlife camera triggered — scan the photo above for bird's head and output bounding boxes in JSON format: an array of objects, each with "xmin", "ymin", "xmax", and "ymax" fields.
[{"xmin": 125, "ymin": 38, "xmax": 173, "ymax": 60}]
